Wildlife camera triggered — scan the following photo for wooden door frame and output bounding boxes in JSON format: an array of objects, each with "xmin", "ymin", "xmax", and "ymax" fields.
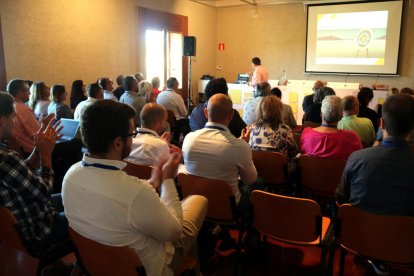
[
  {"xmin": 138, "ymin": 8, "xmax": 188, "ymax": 105},
  {"xmin": 0, "ymin": 17, "xmax": 7, "ymax": 91}
]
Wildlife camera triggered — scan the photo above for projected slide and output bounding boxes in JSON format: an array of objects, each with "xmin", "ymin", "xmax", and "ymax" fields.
[
  {"xmin": 305, "ymin": 1, "xmax": 402, "ymax": 75},
  {"xmin": 316, "ymin": 11, "xmax": 388, "ymax": 66}
]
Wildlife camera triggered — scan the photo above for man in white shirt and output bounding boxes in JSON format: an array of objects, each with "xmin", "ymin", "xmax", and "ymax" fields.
[
  {"xmin": 62, "ymin": 100, "xmax": 207, "ymax": 276},
  {"xmin": 156, "ymin": 77, "xmax": 187, "ymax": 120},
  {"xmin": 125, "ymin": 103, "xmax": 170, "ymax": 166},
  {"xmin": 74, "ymin": 83, "xmax": 103, "ymax": 121},
  {"xmin": 250, "ymin": 57, "xmax": 269, "ymax": 87},
  {"xmin": 182, "ymin": 94, "xmax": 257, "ymax": 212},
  {"xmin": 120, "ymin": 75, "xmax": 146, "ymax": 126},
  {"xmin": 157, "ymin": 77, "xmax": 190, "ymax": 145},
  {"xmin": 99, "ymin": 77, "xmax": 117, "ymax": 102}
]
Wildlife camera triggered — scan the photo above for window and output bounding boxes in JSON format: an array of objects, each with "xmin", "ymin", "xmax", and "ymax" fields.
[
  {"xmin": 139, "ymin": 8, "xmax": 188, "ymax": 99},
  {"xmin": 145, "ymin": 30, "xmax": 183, "ymax": 89}
]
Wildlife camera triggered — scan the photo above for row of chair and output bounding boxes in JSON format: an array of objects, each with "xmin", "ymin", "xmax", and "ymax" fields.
[{"xmin": 177, "ymin": 173, "xmax": 414, "ymax": 275}]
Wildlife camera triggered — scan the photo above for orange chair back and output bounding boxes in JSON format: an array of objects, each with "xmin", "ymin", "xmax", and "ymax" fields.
[
  {"xmin": 338, "ymin": 204, "xmax": 414, "ymax": 264},
  {"xmin": 178, "ymin": 173, "xmax": 236, "ymax": 223},
  {"xmin": 124, "ymin": 161, "xmax": 152, "ymax": 179},
  {"xmin": 302, "ymin": 121, "xmax": 321, "ymax": 130},
  {"xmin": 69, "ymin": 227, "xmax": 146, "ymax": 276},
  {"xmin": 299, "ymin": 154, "xmax": 346, "ymax": 198},
  {"xmin": 167, "ymin": 110, "xmax": 176, "ymax": 129},
  {"xmin": 251, "ymin": 190, "xmax": 322, "ymax": 244},
  {"xmin": 252, "ymin": 150, "xmax": 287, "ymax": 185},
  {"xmin": 0, "ymin": 207, "xmax": 26, "ymax": 252}
]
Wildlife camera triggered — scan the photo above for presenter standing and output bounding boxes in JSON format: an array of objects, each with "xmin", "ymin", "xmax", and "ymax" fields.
[{"xmin": 250, "ymin": 57, "xmax": 269, "ymax": 87}]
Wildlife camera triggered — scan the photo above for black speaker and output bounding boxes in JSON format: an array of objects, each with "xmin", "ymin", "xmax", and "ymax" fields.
[{"xmin": 183, "ymin": 36, "xmax": 196, "ymax": 56}]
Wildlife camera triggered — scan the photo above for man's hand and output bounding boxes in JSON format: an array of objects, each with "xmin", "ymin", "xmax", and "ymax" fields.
[
  {"xmin": 39, "ymin": 113, "xmax": 56, "ymax": 131},
  {"xmin": 35, "ymin": 119, "xmax": 63, "ymax": 168},
  {"xmin": 239, "ymin": 127, "xmax": 251, "ymax": 143},
  {"xmin": 162, "ymin": 153, "xmax": 181, "ymax": 180}
]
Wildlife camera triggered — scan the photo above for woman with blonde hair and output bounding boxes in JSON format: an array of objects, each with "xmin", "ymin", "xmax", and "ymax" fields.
[
  {"xmin": 139, "ymin": 80, "xmax": 155, "ymax": 103},
  {"xmin": 249, "ymin": 95, "xmax": 298, "ymax": 171},
  {"xmin": 28, "ymin": 81, "xmax": 50, "ymax": 118}
]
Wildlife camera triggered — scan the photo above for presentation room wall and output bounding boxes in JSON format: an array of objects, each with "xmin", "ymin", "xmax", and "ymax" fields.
[
  {"xmin": 0, "ymin": 0, "xmax": 216, "ymax": 103},
  {"xmin": 216, "ymin": 2, "xmax": 414, "ymax": 90},
  {"xmin": 0, "ymin": 0, "xmax": 138, "ymax": 91}
]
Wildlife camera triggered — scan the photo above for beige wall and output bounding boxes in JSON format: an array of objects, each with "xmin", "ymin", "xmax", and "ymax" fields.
[
  {"xmin": 216, "ymin": 2, "xmax": 414, "ymax": 90},
  {"xmin": 0, "ymin": 0, "xmax": 217, "ymax": 101}
]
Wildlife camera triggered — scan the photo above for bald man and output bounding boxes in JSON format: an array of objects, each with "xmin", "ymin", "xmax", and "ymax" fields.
[
  {"xmin": 338, "ymin": 95, "xmax": 375, "ymax": 146},
  {"xmin": 125, "ymin": 103, "xmax": 170, "ymax": 166},
  {"xmin": 303, "ymin": 80, "xmax": 324, "ymax": 114},
  {"xmin": 182, "ymin": 94, "xmax": 257, "ymax": 210}
]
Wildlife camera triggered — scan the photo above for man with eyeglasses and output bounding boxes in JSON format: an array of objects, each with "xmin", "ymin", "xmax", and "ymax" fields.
[{"xmin": 62, "ymin": 100, "xmax": 207, "ymax": 276}]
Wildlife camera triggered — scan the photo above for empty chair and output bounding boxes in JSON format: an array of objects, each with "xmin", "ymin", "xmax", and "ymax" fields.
[
  {"xmin": 251, "ymin": 150, "xmax": 288, "ymax": 192},
  {"xmin": 250, "ymin": 190, "xmax": 333, "ymax": 273},
  {"xmin": 123, "ymin": 161, "xmax": 152, "ymax": 179},
  {"xmin": 336, "ymin": 204, "xmax": 414, "ymax": 276},
  {"xmin": 298, "ymin": 154, "xmax": 346, "ymax": 200},
  {"xmin": 178, "ymin": 173, "xmax": 237, "ymax": 225},
  {"xmin": 0, "ymin": 208, "xmax": 74, "ymax": 276}
]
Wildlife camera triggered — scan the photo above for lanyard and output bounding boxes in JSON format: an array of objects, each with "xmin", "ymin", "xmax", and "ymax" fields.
[
  {"xmin": 81, "ymin": 161, "xmax": 120, "ymax": 171},
  {"xmin": 204, "ymin": 125, "xmax": 226, "ymax": 131},
  {"xmin": 381, "ymin": 139, "xmax": 410, "ymax": 149},
  {"xmin": 320, "ymin": 124, "xmax": 337, "ymax": 128}
]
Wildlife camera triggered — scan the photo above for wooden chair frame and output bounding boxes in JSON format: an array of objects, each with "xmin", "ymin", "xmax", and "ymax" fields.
[
  {"xmin": 298, "ymin": 154, "xmax": 346, "ymax": 201},
  {"xmin": 334, "ymin": 204, "xmax": 414, "ymax": 276},
  {"xmin": 251, "ymin": 150, "xmax": 288, "ymax": 192},
  {"xmin": 124, "ymin": 161, "xmax": 152, "ymax": 180},
  {"xmin": 0, "ymin": 208, "xmax": 74, "ymax": 276},
  {"xmin": 250, "ymin": 190, "xmax": 334, "ymax": 274},
  {"xmin": 69, "ymin": 227, "xmax": 147, "ymax": 276}
]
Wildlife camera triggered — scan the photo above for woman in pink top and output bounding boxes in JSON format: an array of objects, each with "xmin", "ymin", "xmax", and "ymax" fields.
[{"xmin": 301, "ymin": 95, "xmax": 362, "ymax": 159}]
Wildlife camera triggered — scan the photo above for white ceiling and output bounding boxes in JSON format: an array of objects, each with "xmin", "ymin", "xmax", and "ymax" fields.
[{"xmin": 190, "ymin": 0, "xmax": 361, "ymax": 7}]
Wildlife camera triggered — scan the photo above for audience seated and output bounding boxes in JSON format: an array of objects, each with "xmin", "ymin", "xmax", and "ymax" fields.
[
  {"xmin": 357, "ymin": 87, "xmax": 379, "ymax": 132},
  {"xmin": 98, "ymin": 77, "xmax": 117, "ymax": 102},
  {"xmin": 243, "ymin": 82, "xmax": 271, "ymax": 125},
  {"xmin": 138, "ymin": 80, "xmax": 154, "ymax": 103},
  {"xmin": 338, "ymin": 95, "xmax": 375, "ymax": 146},
  {"xmin": 157, "ymin": 77, "xmax": 190, "ymax": 144},
  {"xmin": 8, "ymin": 79, "xmax": 43, "ymax": 154},
  {"xmin": 0, "ymin": 92, "xmax": 69, "ymax": 253},
  {"xmin": 70, "ymin": 80, "xmax": 87, "ymax": 110},
  {"xmin": 74, "ymin": 83, "xmax": 103, "ymax": 121},
  {"xmin": 120, "ymin": 75, "xmax": 146, "ymax": 126},
  {"xmin": 190, "ymin": 77, "xmax": 246, "ymax": 137},
  {"xmin": 62, "ymin": 100, "xmax": 207, "ymax": 276},
  {"xmin": 301, "ymin": 95, "xmax": 362, "ymax": 159},
  {"xmin": 134, "ymin": 72, "xmax": 144, "ymax": 84},
  {"xmin": 182, "ymin": 94, "xmax": 257, "ymax": 213},
  {"xmin": 125, "ymin": 103, "xmax": 170, "ymax": 166},
  {"xmin": 48, "ymin": 85, "xmax": 73, "ymax": 119},
  {"xmin": 28, "ymin": 81, "xmax": 51, "ymax": 118},
  {"xmin": 302, "ymin": 80, "xmax": 324, "ymax": 114},
  {"xmin": 113, "ymin": 75, "xmax": 125, "ymax": 100},
  {"xmin": 249, "ymin": 95, "xmax": 298, "ymax": 172},
  {"xmin": 271, "ymin": 87, "xmax": 297, "ymax": 129},
  {"xmin": 305, "ymin": 86, "xmax": 335, "ymax": 124},
  {"xmin": 400, "ymin": 87, "xmax": 414, "ymax": 95},
  {"xmin": 337, "ymin": 93, "xmax": 414, "ymax": 215},
  {"xmin": 151, "ymin": 77, "xmax": 162, "ymax": 98}
]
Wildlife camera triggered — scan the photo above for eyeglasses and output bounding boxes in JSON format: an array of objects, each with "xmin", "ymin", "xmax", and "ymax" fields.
[{"xmin": 122, "ymin": 131, "xmax": 138, "ymax": 138}]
